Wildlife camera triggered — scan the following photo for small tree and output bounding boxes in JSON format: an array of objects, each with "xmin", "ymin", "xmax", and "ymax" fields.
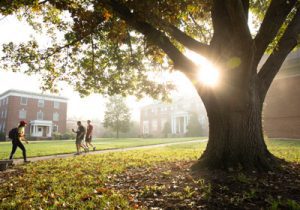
[
  {"xmin": 186, "ymin": 113, "xmax": 203, "ymax": 137},
  {"xmin": 162, "ymin": 122, "xmax": 171, "ymax": 138},
  {"xmin": 103, "ymin": 96, "xmax": 131, "ymax": 138}
]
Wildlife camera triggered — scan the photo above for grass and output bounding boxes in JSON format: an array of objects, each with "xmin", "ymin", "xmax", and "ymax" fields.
[
  {"xmin": 0, "ymin": 137, "xmax": 205, "ymax": 159},
  {"xmin": 0, "ymin": 141, "xmax": 205, "ymax": 209},
  {"xmin": 0, "ymin": 138, "xmax": 299, "ymax": 209},
  {"xmin": 265, "ymin": 138, "xmax": 300, "ymax": 162}
]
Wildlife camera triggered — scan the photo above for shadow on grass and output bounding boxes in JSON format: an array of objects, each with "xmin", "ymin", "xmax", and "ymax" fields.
[{"xmin": 104, "ymin": 161, "xmax": 300, "ymax": 209}]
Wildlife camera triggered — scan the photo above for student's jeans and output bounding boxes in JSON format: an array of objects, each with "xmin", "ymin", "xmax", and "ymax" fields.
[{"xmin": 9, "ymin": 139, "xmax": 27, "ymax": 161}]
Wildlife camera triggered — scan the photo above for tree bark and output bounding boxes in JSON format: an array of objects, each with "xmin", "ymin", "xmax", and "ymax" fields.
[{"xmin": 193, "ymin": 77, "xmax": 279, "ymax": 171}]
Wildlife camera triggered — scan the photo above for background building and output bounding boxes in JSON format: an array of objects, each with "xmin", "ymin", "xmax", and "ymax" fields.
[
  {"xmin": 140, "ymin": 97, "xmax": 208, "ymax": 137},
  {"xmin": 0, "ymin": 89, "xmax": 68, "ymax": 139},
  {"xmin": 263, "ymin": 50, "xmax": 300, "ymax": 138}
]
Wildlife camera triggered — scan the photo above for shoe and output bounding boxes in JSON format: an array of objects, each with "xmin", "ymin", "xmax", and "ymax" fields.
[
  {"xmin": 93, "ymin": 147, "xmax": 96, "ymax": 151},
  {"xmin": 24, "ymin": 160, "xmax": 31, "ymax": 164},
  {"xmin": 74, "ymin": 152, "xmax": 80, "ymax": 155}
]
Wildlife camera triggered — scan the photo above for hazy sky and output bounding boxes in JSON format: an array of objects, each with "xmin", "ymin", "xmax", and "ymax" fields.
[{"xmin": 0, "ymin": 15, "xmax": 198, "ymax": 121}]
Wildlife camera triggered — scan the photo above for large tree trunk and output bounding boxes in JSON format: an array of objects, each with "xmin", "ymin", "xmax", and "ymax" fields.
[{"xmin": 193, "ymin": 77, "xmax": 279, "ymax": 171}]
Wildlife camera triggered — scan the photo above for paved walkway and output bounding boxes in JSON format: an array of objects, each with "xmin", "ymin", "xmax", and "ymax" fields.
[{"xmin": 13, "ymin": 139, "xmax": 207, "ymax": 165}]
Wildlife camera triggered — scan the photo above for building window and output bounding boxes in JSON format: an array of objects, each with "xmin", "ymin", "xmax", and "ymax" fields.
[
  {"xmin": 38, "ymin": 99, "xmax": 45, "ymax": 108},
  {"xmin": 20, "ymin": 97, "xmax": 28, "ymax": 105},
  {"xmin": 1, "ymin": 111, "xmax": 3, "ymax": 118},
  {"xmin": 6, "ymin": 98, "xmax": 8, "ymax": 104},
  {"xmin": 53, "ymin": 125, "xmax": 58, "ymax": 132},
  {"xmin": 2, "ymin": 122, "xmax": 5, "ymax": 132},
  {"xmin": 37, "ymin": 111, "xmax": 43, "ymax": 120},
  {"xmin": 0, "ymin": 123, "xmax": 2, "ymax": 132},
  {"xmin": 53, "ymin": 112, "xmax": 59, "ymax": 121},
  {"xmin": 19, "ymin": 109, "xmax": 27, "ymax": 119},
  {"xmin": 54, "ymin": 101, "xmax": 60, "ymax": 109},
  {"xmin": 4, "ymin": 110, "xmax": 7, "ymax": 118}
]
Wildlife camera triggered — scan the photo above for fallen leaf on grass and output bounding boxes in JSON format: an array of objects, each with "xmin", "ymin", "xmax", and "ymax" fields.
[{"xmin": 81, "ymin": 194, "xmax": 92, "ymax": 202}]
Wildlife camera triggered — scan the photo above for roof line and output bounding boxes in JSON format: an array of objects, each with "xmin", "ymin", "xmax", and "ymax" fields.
[{"xmin": 0, "ymin": 89, "xmax": 68, "ymax": 100}]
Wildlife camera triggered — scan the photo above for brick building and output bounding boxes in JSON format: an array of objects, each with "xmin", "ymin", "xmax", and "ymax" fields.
[
  {"xmin": 0, "ymin": 89, "xmax": 68, "ymax": 139},
  {"xmin": 140, "ymin": 97, "xmax": 208, "ymax": 137}
]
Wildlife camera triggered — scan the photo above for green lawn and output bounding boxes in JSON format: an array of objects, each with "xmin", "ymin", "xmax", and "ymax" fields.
[
  {"xmin": 0, "ymin": 137, "xmax": 205, "ymax": 159},
  {"xmin": 0, "ymin": 139, "xmax": 299, "ymax": 209},
  {"xmin": 265, "ymin": 138, "xmax": 300, "ymax": 163}
]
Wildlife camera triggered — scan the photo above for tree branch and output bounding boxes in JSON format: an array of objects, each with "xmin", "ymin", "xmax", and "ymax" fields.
[
  {"xmin": 189, "ymin": 14, "xmax": 212, "ymax": 44},
  {"xmin": 163, "ymin": 24, "xmax": 211, "ymax": 58},
  {"xmin": 241, "ymin": 0, "xmax": 249, "ymax": 20},
  {"xmin": 225, "ymin": 0, "xmax": 251, "ymax": 40},
  {"xmin": 102, "ymin": 0, "xmax": 199, "ymax": 79},
  {"xmin": 258, "ymin": 9, "xmax": 300, "ymax": 99},
  {"xmin": 131, "ymin": 9, "xmax": 212, "ymax": 58},
  {"xmin": 106, "ymin": 0, "xmax": 211, "ymax": 58},
  {"xmin": 253, "ymin": 0, "xmax": 297, "ymax": 67}
]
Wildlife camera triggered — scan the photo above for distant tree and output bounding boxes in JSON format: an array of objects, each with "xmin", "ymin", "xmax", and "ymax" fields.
[
  {"xmin": 186, "ymin": 113, "xmax": 203, "ymax": 137},
  {"xmin": 119, "ymin": 121, "xmax": 140, "ymax": 138},
  {"xmin": 162, "ymin": 122, "xmax": 171, "ymax": 138},
  {"xmin": 103, "ymin": 96, "xmax": 131, "ymax": 138}
]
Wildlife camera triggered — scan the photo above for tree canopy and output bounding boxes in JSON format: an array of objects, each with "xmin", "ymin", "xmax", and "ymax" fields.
[{"xmin": 0, "ymin": 1, "xmax": 298, "ymax": 98}]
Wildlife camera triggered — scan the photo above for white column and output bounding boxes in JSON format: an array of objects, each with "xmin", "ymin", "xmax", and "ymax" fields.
[
  {"xmin": 172, "ymin": 117, "xmax": 176, "ymax": 134},
  {"xmin": 171, "ymin": 117, "xmax": 174, "ymax": 134},
  {"xmin": 33, "ymin": 125, "xmax": 37, "ymax": 136},
  {"xmin": 174, "ymin": 117, "xmax": 177, "ymax": 134},
  {"xmin": 48, "ymin": 125, "xmax": 52, "ymax": 137},
  {"xmin": 183, "ymin": 117, "xmax": 185, "ymax": 133},
  {"xmin": 178, "ymin": 117, "xmax": 181, "ymax": 133}
]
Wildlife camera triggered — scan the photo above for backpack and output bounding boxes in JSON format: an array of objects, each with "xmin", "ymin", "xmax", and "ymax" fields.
[{"xmin": 8, "ymin": 128, "xmax": 18, "ymax": 140}]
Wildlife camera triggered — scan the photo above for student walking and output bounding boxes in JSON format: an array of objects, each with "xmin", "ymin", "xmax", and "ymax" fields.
[
  {"xmin": 85, "ymin": 120, "xmax": 96, "ymax": 151},
  {"xmin": 72, "ymin": 121, "xmax": 88, "ymax": 155},
  {"xmin": 9, "ymin": 120, "xmax": 30, "ymax": 163}
]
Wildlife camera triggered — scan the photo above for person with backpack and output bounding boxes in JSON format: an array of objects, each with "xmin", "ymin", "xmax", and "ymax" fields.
[
  {"xmin": 9, "ymin": 120, "xmax": 30, "ymax": 163},
  {"xmin": 72, "ymin": 121, "xmax": 88, "ymax": 155}
]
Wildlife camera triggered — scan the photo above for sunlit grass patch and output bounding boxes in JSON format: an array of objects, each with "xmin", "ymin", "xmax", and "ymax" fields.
[{"xmin": 266, "ymin": 139, "xmax": 300, "ymax": 163}]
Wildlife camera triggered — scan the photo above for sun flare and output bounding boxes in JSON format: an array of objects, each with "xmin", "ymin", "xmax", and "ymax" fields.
[
  {"xmin": 186, "ymin": 50, "xmax": 220, "ymax": 86},
  {"xmin": 199, "ymin": 67, "xmax": 220, "ymax": 86}
]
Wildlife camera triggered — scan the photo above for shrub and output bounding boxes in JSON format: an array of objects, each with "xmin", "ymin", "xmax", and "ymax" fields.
[
  {"xmin": 0, "ymin": 132, "xmax": 6, "ymax": 141},
  {"xmin": 61, "ymin": 132, "xmax": 76, "ymax": 140},
  {"xmin": 52, "ymin": 132, "xmax": 62, "ymax": 140},
  {"xmin": 52, "ymin": 132, "xmax": 75, "ymax": 140}
]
